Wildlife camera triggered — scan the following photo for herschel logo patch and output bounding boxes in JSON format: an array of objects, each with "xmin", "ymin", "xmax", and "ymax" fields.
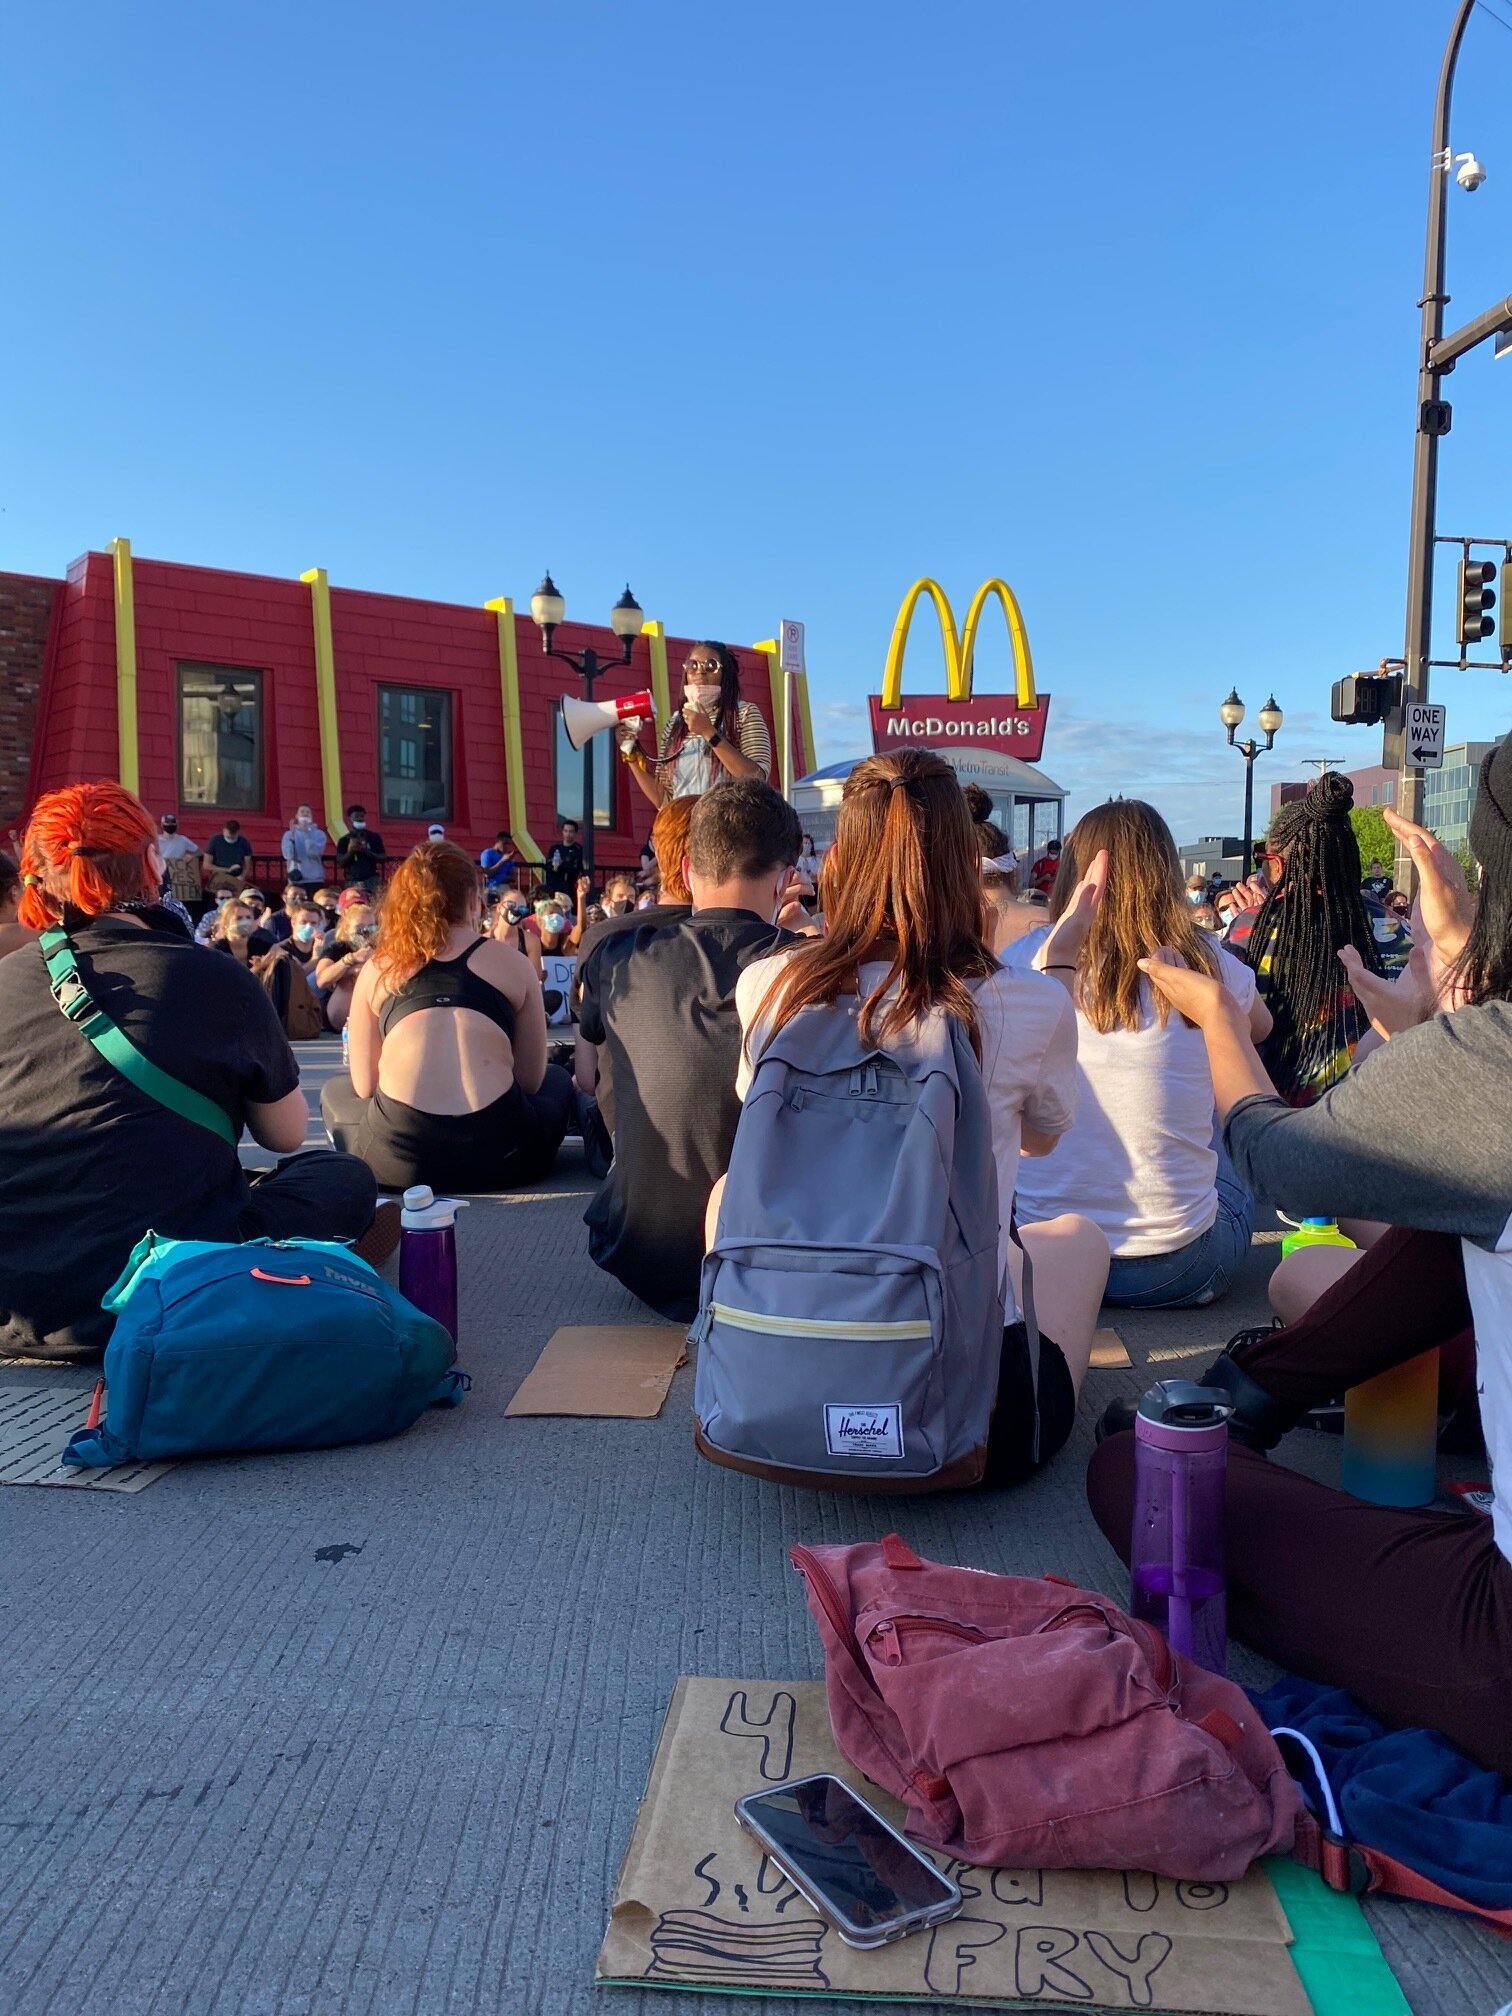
[{"xmin": 824, "ymin": 1403, "xmax": 904, "ymax": 1459}]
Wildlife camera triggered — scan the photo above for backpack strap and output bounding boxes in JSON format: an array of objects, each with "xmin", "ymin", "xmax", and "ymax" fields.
[
  {"xmin": 1010, "ymin": 1213, "xmax": 1042, "ymax": 1464},
  {"xmin": 1292, "ymin": 1796, "xmax": 1512, "ymax": 1937},
  {"xmin": 39, "ymin": 928, "xmax": 238, "ymax": 1149}
]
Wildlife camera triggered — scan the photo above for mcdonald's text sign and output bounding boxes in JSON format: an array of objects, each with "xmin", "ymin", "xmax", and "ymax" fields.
[{"xmin": 868, "ymin": 692, "xmax": 1050, "ymax": 763}]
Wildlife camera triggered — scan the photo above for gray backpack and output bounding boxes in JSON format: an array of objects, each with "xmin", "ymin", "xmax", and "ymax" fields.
[{"xmin": 692, "ymin": 988, "xmax": 1014, "ymax": 1491}]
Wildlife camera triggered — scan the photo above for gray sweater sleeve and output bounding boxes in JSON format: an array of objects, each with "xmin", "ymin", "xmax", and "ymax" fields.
[{"xmin": 1224, "ymin": 1000, "xmax": 1512, "ymax": 1251}]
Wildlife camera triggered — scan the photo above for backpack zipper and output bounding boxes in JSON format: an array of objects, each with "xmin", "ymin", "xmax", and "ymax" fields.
[
  {"xmin": 868, "ymin": 1616, "xmax": 987, "ymax": 1665},
  {"xmin": 710, "ymin": 1302, "xmax": 932, "ymax": 1341}
]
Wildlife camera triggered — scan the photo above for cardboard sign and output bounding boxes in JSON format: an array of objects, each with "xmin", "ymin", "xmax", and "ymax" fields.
[
  {"xmin": 505, "ymin": 1326, "xmax": 686, "ymax": 1418},
  {"xmin": 598, "ymin": 1677, "xmax": 1318, "ymax": 2012},
  {"xmin": 541, "ymin": 952, "xmax": 576, "ymax": 1024}
]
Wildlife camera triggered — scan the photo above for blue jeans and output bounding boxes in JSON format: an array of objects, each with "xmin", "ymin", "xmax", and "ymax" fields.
[{"xmin": 1101, "ymin": 1158, "xmax": 1255, "ymax": 1310}]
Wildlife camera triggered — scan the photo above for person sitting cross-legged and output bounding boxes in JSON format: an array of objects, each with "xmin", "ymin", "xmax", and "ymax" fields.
[
  {"xmin": 322, "ymin": 841, "xmax": 573, "ymax": 1192},
  {"xmin": 0, "ymin": 783, "xmax": 378, "ymax": 1362},
  {"xmin": 577, "ymin": 779, "xmax": 800, "ymax": 1321}
]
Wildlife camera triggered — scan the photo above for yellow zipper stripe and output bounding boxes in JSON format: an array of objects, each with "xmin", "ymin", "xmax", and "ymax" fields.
[{"xmin": 710, "ymin": 1302, "xmax": 932, "ymax": 1341}]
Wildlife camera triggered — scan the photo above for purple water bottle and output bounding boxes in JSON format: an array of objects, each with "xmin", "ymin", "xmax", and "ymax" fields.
[
  {"xmin": 1129, "ymin": 1381, "xmax": 1233, "ymax": 1675},
  {"xmin": 398, "ymin": 1185, "xmax": 465, "ymax": 1349}
]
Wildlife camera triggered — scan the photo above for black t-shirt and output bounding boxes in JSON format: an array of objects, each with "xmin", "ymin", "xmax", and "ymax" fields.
[
  {"xmin": 207, "ymin": 833, "xmax": 253, "ymax": 872},
  {"xmin": 336, "ymin": 829, "xmax": 386, "ymax": 883},
  {"xmin": 570, "ymin": 902, "xmax": 690, "ymax": 1016},
  {"xmin": 578, "ymin": 908, "xmax": 792, "ymax": 1320},
  {"xmin": 1362, "ymin": 874, "xmax": 1394, "ymax": 900},
  {"xmin": 541, "ymin": 841, "xmax": 584, "ymax": 897},
  {"xmin": 0, "ymin": 911, "xmax": 299, "ymax": 1358}
]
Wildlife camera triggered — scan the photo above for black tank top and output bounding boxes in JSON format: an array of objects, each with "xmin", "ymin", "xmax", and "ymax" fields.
[{"xmin": 377, "ymin": 939, "xmax": 517, "ymax": 1041}]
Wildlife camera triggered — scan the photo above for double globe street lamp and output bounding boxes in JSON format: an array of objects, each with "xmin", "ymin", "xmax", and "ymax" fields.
[
  {"xmin": 531, "ymin": 573, "xmax": 644, "ymax": 880},
  {"xmin": 1220, "ymin": 689, "xmax": 1284, "ymax": 878}
]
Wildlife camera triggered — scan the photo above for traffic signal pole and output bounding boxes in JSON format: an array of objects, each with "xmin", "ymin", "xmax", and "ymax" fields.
[{"xmin": 1384, "ymin": 0, "xmax": 1474, "ymax": 890}]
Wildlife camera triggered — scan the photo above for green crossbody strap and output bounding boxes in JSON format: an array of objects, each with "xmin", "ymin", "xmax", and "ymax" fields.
[{"xmin": 39, "ymin": 927, "xmax": 239, "ymax": 1149}]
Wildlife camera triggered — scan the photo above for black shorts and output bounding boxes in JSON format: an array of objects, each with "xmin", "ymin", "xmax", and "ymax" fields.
[{"xmin": 983, "ymin": 1320, "xmax": 1076, "ymax": 1488}]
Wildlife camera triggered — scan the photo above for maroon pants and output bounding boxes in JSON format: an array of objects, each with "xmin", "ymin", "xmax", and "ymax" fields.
[{"xmin": 1087, "ymin": 1227, "xmax": 1512, "ymax": 1773}]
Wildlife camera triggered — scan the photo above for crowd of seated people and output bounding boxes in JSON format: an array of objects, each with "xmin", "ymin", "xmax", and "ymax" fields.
[{"xmin": 7, "ymin": 740, "xmax": 1511, "ymax": 1782}]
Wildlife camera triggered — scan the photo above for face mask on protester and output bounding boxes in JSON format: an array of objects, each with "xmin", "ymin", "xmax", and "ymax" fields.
[
  {"xmin": 1186, "ymin": 889, "xmax": 1204, "ymax": 906},
  {"xmin": 294, "ymin": 921, "xmax": 318, "ymax": 945},
  {"xmin": 350, "ymin": 818, "xmax": 366, "ymax": 830},
  {"xmin": 506, "ymin": 903, "xmax": 529, "ymax": 923},
  {"xmin": 231, "ymin": 915, "xmax": 259, "ymax": 938},
  {"xmin": 605, "ymin": 898, "xmax": 634, "ymax": 917},
  {"xmin": 542, "ymin": 911, "xmax": 567, "ymax": 934},
  {"xmin": 685, "ymin": 684, "xmax": 721, "ymax": 717},
  {"xmin": 296, "ymin": 811, "xmax": 313, "ymax": 829}
]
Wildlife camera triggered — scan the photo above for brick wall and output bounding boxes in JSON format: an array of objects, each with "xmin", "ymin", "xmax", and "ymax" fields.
[{"xmin": 0, "ymin": 572, "xmax": 62, "ymax": 836}]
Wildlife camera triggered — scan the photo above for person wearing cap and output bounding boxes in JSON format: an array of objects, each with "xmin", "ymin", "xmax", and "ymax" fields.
[
  {"xmin": 425, "ymin": 822, "xmax": 446, "ymax": 844},
  {"xmin": 281, "ymin": 804, "xmax": 328, "ymax": 886},
  {"xmin": 1089, "ymin": 753, "xmax": 1512, "ymax": 1774},
  {"xmin": 156, "ymin": 812, "xmax": 206, "ymax": 912}
]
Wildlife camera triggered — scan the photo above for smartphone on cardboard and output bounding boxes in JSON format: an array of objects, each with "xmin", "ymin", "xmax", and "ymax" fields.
[{"xmin": 733, "ymin": 1773, "xmax": 962, "ymax": 1950}]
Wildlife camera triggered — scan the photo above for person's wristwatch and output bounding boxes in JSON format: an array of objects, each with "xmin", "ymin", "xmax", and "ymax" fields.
[{"xmin": 707, "ymin": 729, "xmax": 724, "ymax": 752}]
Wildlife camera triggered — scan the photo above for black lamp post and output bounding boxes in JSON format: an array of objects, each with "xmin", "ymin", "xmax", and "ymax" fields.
[
  {"xmin": 530, "ymin": 573, "xmax": 643, "ymax": 881},
  {"xmin": 1220, "ymin": 689, "xmax": 1283, "ymax": 876}
]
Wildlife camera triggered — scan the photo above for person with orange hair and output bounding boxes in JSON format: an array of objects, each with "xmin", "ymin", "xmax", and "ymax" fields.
[
  {"xmin": 0, "ymin": 782, "xmax": 378, "ymax": 1361},
  {"xmin": 322, "ymin": 841, "xmax": 573, "ymax": 1191}
]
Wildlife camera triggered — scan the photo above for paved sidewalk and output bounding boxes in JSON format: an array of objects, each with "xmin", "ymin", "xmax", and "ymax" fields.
[{"xmin": 1, "ymin": 1043, "xmax": 1508, "ymax": 2016}]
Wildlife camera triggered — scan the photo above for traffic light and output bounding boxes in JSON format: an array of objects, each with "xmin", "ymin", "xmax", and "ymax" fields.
[
  {"xmin": 1501, "ymin": 562, "xmax": 1512, "ymax": 662},
  {"xmin": 1330, "ymin": 673, "xmax": 1399, "ymax": 726},
  {"xmin": 1457, "ymin": 557, "xmax": 1497, "ymax": 647}
]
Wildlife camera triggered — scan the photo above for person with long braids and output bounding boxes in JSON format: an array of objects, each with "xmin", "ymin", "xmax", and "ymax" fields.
[
  {"xmin": 620, "ymin": 641, "xmax": 773, "ymax": 808},
  {"xmin": 1224, "ymin": 771, "xmax": 1409, "ymax": 1105},
  {"xmin": 323, "ymin": 841, "xmax": 573, "ymax": 1192},
  {"xmin": 1089, "ymin": 757, "xmax": 1512, "ymax": 1772},
  {"xmin": 0, "ymin": 782, "xmax": 378, "ymax": 1361}
]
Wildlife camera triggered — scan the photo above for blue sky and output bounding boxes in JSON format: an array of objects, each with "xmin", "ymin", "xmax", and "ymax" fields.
[{"xmin": 5, "ymin": 0, "xmax": 1512, "ymax": 837}]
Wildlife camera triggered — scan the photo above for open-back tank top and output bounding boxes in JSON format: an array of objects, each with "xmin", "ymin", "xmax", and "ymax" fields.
[{"xmin": 377, "ymin": 939, "xmax": 517, "ymax": 1041}]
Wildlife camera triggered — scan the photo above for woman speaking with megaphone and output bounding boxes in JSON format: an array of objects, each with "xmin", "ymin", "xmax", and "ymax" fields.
[{"xmin": 620, "ymin": 641, "xmax": 773, "ymax": 808}]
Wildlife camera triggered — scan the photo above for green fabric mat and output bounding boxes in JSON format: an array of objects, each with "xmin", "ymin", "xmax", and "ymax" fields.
[{"xmin": 1265, "ymin": 1858, "xmax": 1412, "ymax": 2016}]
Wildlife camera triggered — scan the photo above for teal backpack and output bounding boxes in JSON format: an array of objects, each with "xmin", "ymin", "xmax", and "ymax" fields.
[{"xmin": 64, "ymin": 1232, "xmax": 465, "ymax": 1468}]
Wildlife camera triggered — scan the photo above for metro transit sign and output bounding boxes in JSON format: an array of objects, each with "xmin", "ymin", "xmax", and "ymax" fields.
[{"xmin": 868, "ymin": 692, "xmax": 1051, "ymax": 764}]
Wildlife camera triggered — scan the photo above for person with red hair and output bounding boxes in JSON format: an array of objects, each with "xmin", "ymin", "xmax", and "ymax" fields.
[
  {"xmin": 0, "ymin": 782, "xmax": 379, "ymax": 1361},
  {"xmin": 322, "ymin": 841, "xmax": 573, "ymax": 1191}
]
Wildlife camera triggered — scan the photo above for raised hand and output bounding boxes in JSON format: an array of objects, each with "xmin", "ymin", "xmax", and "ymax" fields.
[
  {"xmin": 1337, "ymin": 942, "xmax": 1433, "ymax": 1039},
  {"xmin": 1137, "ymin": 955, "xmax": 1233, "ymax": 1031},
  {"xmin": 1040, "ymin": 848, "xmax": 1108, "ymax": 971},
  {"xmin": 1383, "ymin": 807, "xmax": 1474, "ymax": 966}
]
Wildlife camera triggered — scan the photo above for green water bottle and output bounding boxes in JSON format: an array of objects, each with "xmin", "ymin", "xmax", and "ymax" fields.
[{"xmin": 1279, "ymin": 1217, "xmax": 1357, "ymax": 1262}]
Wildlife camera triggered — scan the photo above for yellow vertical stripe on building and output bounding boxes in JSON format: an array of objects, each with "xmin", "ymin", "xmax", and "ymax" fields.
[
  {"xmin": 641, "ymin": 620, "xmax": 672, "ymax": 728},
  {"xmin": 110, "ymin": 538, "xmax": 140, "ymax": 793},
  {"xmin": 486, "ymin": 597, "xmax": 543, "ymax": 863},
  {"xmin": 299, "ymin": 568, "xmax": 347, "ymax": 841},
  {"xmin": 752, "ymin": 640, "xmax": 784, "ymax": 792},
  {"xmin": 794, "ymin": 669, "xmax": 817, "ymax": 782}
]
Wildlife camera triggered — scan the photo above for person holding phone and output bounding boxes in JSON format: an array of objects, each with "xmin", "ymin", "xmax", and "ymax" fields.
[{"xmin": 620, "ymin": 642, "xmax": 772, "ymax": 807}]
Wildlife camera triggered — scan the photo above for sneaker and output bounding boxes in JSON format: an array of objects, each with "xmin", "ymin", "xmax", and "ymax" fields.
[{"xmin": 354, "ymin": 1199, "xmax": 402, "ymax": 1269}]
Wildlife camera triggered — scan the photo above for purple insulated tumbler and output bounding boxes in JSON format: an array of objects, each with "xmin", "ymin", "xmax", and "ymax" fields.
[
  {"xmin": 398, "ymin": 1185, "xmax": 465, "ymax": 1349},
  {"xmin": 1129, "ymin": 1381, "xmax": 1233, "ymax": 1676}
]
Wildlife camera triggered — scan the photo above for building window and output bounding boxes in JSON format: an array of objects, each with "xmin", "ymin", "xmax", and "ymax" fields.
[
  {"xmin": 553, "ymin": 707, "xmax": 615, "ymax": 829},
  {"xmin": 379, "ymin": 686, "xmax": 452, "ymax": 821},
  {"xmin": 178, "ymin": 664, "xmax": 263, "ymax": 809}
]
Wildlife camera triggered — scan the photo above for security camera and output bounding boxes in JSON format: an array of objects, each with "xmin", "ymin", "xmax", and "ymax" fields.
[{"xmin": 1455, "ymin": 152, "xmax": 1487, "ymax": 191}]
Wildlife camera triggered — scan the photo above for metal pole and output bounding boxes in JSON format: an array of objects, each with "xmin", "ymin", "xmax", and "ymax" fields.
[
  {"xmin": 581, "ymin": 653, "xmax": 597, "ymax": 884},
  {"xmin": 1388, "ymin": 0, "xmax": 1476, "ymax": 888},
  {"xmin": 1241, "ymin": 748, "xmax": 1255, "ymax": 879}
]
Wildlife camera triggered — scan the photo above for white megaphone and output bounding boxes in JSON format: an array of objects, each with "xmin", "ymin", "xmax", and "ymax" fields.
[{"xmin": 559, "ymin": 687, "xmax": 655, "ymax": 752}]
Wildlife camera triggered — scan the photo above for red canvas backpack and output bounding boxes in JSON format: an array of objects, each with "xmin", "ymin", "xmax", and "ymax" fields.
[{"xmin": 792, "ymin": 1535, "xmax": 1301, "ymax": 1882}]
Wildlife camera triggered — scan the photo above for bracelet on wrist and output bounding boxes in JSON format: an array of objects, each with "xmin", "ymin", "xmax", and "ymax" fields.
[{"xmin": 1043, "ymin": 963, "xmax": 1078, "ymax": 972}]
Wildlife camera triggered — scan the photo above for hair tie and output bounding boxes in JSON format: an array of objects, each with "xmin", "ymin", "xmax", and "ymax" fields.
[
  {"xmin": 889, "ymin": 775, "xmax": 911, "ymax": 793},
  {"xmin": 21, "ymin": 872, "xmax": 41, "ymax": 887},
  {"xmin": 68, "ymin": 841, "xmax": 91, "ymax": 857}
]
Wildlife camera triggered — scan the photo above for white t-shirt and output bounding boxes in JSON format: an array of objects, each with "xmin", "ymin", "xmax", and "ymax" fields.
[
  {"xmin": 734, "ymin": 952, "xmax": 1079, "ymax": 1325},
  {"xmin": 1004, "ymin": 926, "xmax": 1258, "ymax": 1258},
  {"xmin": 157, "ymin": 834, "xmax": 199, "ymax": 861}
]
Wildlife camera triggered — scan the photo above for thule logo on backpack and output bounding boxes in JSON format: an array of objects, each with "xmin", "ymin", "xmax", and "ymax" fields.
[{"xmin": 825, "ymin": 1404, "xmax": 904, "ymax": 1459}]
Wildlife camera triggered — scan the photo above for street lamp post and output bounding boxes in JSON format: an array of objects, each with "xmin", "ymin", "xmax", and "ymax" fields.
[
  {"xmin": 1386, "ymin": 0, "xmax": 1512, "ymax": 889},
  {"xmin": 1221, "ymin": 689, "xmax": 1283, "ymax": 875},
  {"xmin": 530, "ymin": 574, "xmax": 644, "ymax": 881}
]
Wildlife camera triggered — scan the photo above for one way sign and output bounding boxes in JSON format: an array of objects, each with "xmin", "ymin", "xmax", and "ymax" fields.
[{"xmin": 1406, "ymin": 701, "xmax": 1446, "ymax": 771}]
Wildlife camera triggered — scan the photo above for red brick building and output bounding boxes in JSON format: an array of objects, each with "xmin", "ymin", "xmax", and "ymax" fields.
[{"xmin": 0, "ymin": 546, "xmax": 811, "ymax": 877}]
